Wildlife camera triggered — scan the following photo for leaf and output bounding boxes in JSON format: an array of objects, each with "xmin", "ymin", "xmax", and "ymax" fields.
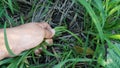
[
  {"xmin": 74, "ymin": 46, "xmax": 94, "ymax": 55},
  {"xmin": 106, "ymin": 43, "xmax": 120, "ymax": 68},
  {"xmin": 53, "ymin": 58, "xmax": 92, "ymax": 68},
  {"xmin": 108, "ymin": 5, "xmax": 120, "ymax": 16},
  {"xmin": 0, "ymin": 58, "xmax": 13, "ymax": 65},
  {"xmin": 0, "ymin": 6, "xmax": 4, "ymax": 17},
  {"xmin": 108, "ymin": 34, "xmax": 120, "ymax": 40},
  {"xmin": 77, "ymin": 0, "xmax": 104, "ymax": 41},
  {"xmin": 54, "ymin": 26, "xmax": 83, "ymax": 45},
  {"xmin": 42, "ymin": 46, "xmax": 55, "ymax": 56},
  {"xmin": 93, "ymin": 0, "xmax": 106, "ymax": 27},
  {"xmin": 4, "ymin": 22, "xmax": 16, "ymax": 56}
]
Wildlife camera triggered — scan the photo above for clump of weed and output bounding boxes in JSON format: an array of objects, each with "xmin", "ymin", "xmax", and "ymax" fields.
[{"xmin": 0, "ymin": 0, "xmax": 120, "ymax": 68}]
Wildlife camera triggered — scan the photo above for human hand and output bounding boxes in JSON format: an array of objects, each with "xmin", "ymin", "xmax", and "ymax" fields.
[{"xmin": 0, "ymin": 22, "xmax": 55, "ymax": 60}]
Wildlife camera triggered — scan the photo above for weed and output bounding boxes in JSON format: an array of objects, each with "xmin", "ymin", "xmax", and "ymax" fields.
[{"xmin": 0, "ymin": 0, "xmax": 120, "ymax": 68}]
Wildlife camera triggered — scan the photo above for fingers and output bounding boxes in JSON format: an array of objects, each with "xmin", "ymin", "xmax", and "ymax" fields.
[
  {"xmin": 34, "ymin": 48, "xmax": 42, "ymax": 56},
  {"xmin": 37, "ymin": 22, "xmax": 52, "ymax": 30},
  {"xmin": 44, "ymin": 29, "xmax": 55, "ymax": 38},
  {"xmin": 37, "ymin": 22, "xmax": 55, "ymax": 39},
  {"xmin": 34, "ymin": 39, "xmax": 53, "ymax": 55},
  {"xmin": 45, "ymin": 39, "xmax": 53, "ymax": 45},
  {"xmin": 34, "ymin": 46, "xmax": 47, "ymax": 56}
]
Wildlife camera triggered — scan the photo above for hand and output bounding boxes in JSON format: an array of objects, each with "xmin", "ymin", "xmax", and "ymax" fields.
[{"xmin": 0, "ymin": 22, "xmax": 55, "ymax": 60}]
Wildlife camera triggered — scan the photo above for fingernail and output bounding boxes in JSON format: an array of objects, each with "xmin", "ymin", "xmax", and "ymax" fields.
[{"xmin": 51, "ymin": 29, "xmax": 55, "ymax": 36}]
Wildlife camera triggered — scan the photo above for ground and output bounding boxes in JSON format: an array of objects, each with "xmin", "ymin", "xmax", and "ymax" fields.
[{"xmin": 0, "ymin": 0, "xmax": 120, "ymax": 68}]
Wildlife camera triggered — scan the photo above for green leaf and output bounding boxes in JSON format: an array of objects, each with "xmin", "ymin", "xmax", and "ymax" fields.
[
  {"xmin": 0, "ymin": 58, "xmax": 13, "ymax": 65},
  {"xmin": 106, "ymin": 43, "xmax": 120, "ymax": 68},
  {"xmin": 108, "ymin": 5, "xmax": 120, "ymax": 16},
  {"xmin": 42, "ymin": 46, "xmax": 55, "ymax": 56},
  {"xmin": 53, "ymin": 58, "xmax": 93, "ymax": 68},
  {"xmin": 0, "ymin": 7, "xmax": 4, "ymax": 17},
  {"xmin": 93, "ymin": 0, "xmax": 106, "ymax": 27},
  {"xmin": 65, "ymin": 30, "xmax": 83, "ymax": 45},
  {"xmin": 7, "ymin": 0, "xmax": 14, "ymax": 13},
  {"xmin": 4, "ymin": 22, "xmax": 16, "ymax": 56},
  {"xmin": 108, "ymin": 34, "xmax": 120, "ymax": 40},
  {"xmin": 77, "ymin": 0, "xmax": 104, "ymax": 41}
]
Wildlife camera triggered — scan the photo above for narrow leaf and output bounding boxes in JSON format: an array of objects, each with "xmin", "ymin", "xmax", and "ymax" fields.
[{"xmin": 4, "ymin": 22, "xmax": 16, "ymax": 56}]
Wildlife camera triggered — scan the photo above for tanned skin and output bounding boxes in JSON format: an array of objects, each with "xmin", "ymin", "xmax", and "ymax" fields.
[{"xmin": 0, "ymin": 22, "xmax": 55, "ymax": 60}]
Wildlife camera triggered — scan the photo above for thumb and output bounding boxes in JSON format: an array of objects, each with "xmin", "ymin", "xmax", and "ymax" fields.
[
  {"xmin": 44, "ymin": 29, "xmax": 55, "ymax": 38},
  {"xmin": 37, "ymin": 22, "xmax": 55, "ymax": 38}
]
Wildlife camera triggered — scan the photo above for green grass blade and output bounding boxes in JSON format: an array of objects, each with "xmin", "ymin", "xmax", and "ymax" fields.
[
  {"xmin": 42, "ymin": 46, "xmax": 55, "ymax": 56},
  {"xmin": 105, "ymin": 38, "xmax": 120, "ymax": 57},
  {"xmin": 16, "ymin": 50, "xmax": 31, "ymax": 67},
  {"xmin": 105, "ymin": 39, "xmax": 120, "ymax": 68},
  {"xmin": 0, "ymin": 7, "xmax": 4, "ymax": 17},
  {"xmin": 94, "ymin": 0, "xmax": 106, "ymax": 27},
  {"xmin": 3, "ymin": 0, "xmax": 14, "ymax": 14},
  {"xmin": 7, "ymin": 57, "xmax": 19, "ymax": 68},
  {"xmin": 7, "ymin": 0, "xmax": 14, "ymax": 13},
  {"xmin": 106, "ymin": 34, "xmax": 120, "ymax": 40},
  {"xmin": 4, "ymin": 22, "xmax": 16, "ymax": 56},
  {"xmin": 20, "ymin": 16, "xmax": 24, "ymax": 24},
  {"xmin": 53, "ymin": 58, "xmax": 93, "ymax": 68},
  {"xmin": 65, "ymin": 29, "xmax": 83, "ymax": 45},
  {"xmin": 108, "ymin": 5, "xmax": 120, "ymax": 16},
  {"xmin": 0, "ymin": 58, "xmax": 13, "ymax": 65},
  {"xmin": 77, "ymin": 0, "xmax": 104, "ymax": 41},
  {"xmin": 54, "ymin": 26, "xmax": 83, "ymax": 45}
]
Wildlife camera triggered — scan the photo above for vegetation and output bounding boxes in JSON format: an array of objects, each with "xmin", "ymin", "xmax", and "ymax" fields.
[{"xmin": 0, "ymin": 0, "xmax": 120, "ymax": 68}]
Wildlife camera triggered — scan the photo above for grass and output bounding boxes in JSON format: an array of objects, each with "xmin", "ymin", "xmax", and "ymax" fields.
[
  {"xmin": 0, "ymin": 0, "xmax": 120, "ymax": 68},
  {"xmin": 4, "ymin": 22, "xmax": 16, "ymax": 56}
]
